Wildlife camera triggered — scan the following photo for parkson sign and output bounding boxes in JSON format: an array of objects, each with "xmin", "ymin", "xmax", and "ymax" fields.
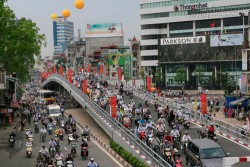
[
  {"xmin": 160, "ymin": 36, "xmax": 206, "ymax": 45},
  {"xmin": 173, "ymin": 3, "xmax": 208, "ymax": 11}
]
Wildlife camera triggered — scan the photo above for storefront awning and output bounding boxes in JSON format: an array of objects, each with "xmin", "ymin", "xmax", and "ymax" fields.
[{"xmin": 229, "ymin": 98, "xmax": 246, "ymax": 106}]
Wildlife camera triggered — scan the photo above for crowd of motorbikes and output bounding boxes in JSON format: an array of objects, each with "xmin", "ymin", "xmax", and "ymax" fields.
[{"xmin": 8, "ymin": 95, "xmax": 93, "ymax": 167}]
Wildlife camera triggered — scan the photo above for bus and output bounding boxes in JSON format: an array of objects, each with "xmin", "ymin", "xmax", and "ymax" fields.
[
  {"xmin": 37, "ymin": 89, "xmax": 57, "ymax": 104},
  {"xmin": 47, "ymin": 104, "xmax": 61, "ymax": 117}
]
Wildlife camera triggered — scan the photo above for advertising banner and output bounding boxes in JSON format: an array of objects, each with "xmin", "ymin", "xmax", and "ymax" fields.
[
  {"xmin": 210, "ymin": 34, "xmax": 243, "ymax": 47},
  {"xmin": 83, "ymin": 79, "xmax": 88, "ymax": 94},
  {"xmin": 118, "ymin": 68, "xmax": 122, "ymax": 80},
  {"xmin": 147, "ymin": 77, "xmax": 152, "ymax": 92},
  {"xmin": 200, "ymin": 94, "xmax": 207, "ymax": 114},
  {"xmin": 86, "ymin": 22, "xmax": 123, "ymax": 38},
  {"xmin": 242, "ymin": 51, "xmax": 248, "ymax": 71},
  {"xmin": 108, "ymin": 48, "xmax": 132, "ymax": 80},
  {"xmin": 110, "ymin": 96, "xmax": 117, "ymax": 118}
]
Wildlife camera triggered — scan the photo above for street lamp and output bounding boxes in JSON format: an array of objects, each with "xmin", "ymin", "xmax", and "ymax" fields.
[{"xmin": 239, "ymin": 12, "xmax": 245, "ymax": 41}]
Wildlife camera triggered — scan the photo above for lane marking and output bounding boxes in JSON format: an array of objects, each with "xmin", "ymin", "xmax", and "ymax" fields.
[
  {"xmin": 75, "ymin": 124, "xmax": 124, "ymax": 167},
  {"xmin": 64, "ymin": 146, "xmax": 67, "ymax": 151}
]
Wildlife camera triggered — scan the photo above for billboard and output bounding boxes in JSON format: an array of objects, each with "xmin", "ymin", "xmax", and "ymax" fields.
[
  {"xmin": 161, "ymin": 36, "xmax": 206, "ymax": 45},
  {"xmin": 85, "ymin": 22, "xmax": 123, "ymax": 37},
  {"xmin": 210, "ymin": 34, "xmax": 243, "ymax": 47},
  {"xmin": 108, "ymin": 48, "xmax": 132, "ymax": 79}
]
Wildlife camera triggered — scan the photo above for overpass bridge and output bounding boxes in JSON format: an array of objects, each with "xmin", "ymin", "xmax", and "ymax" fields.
[{"xmin": 42, "ymin": 74, "xmax": 170, "ymax": 167}]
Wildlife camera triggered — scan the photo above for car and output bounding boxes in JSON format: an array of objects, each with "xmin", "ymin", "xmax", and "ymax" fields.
[{"xmin": 186, "ymin": 139, "xmax": 229, "ymax": 167}]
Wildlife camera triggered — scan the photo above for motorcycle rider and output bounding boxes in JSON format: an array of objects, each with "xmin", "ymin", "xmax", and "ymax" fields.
[
  {"xmin": 70, "ymin": 139, "xmax": 78, "ymax": 154},
  {"xmin": 151, "ymin": 135, "xmax": 160, "ymax": 152},
  {"xmin": 45, "ymin": 156, "xmax": 55, "ymax": 167},
  {"xmin": 36, "ymin": 152, "xmax": 45, "ymax": 166},
  {"xmin": 82, "ymin": 126, "xmax": 90, "ymax": 138},
  {"xmin": 123, "ymin": 115, "xmax": 131, "ymax": 127},
  {"xmin": 55, "ymin": 150, "xmax": 64, "ymax": 164},
  {"xmin": 163, "ymin": 131, "xmax": 174, "ymax": 144},
  {"xmin": 87, "ymin": 158, "xmax": 99, "ymax": 167},
  {"xmin": 156, "ymin": 122, "xmax": 165, "ymax": 139},
  {"xmin": 208, "ymin": 123, "xmax": 215, "ymax": 137},
  {"xmin": 199, "ymin": 124, "xmax": 207, "ymax": 138},
  {"xmin": 49, "ymin": 138, "xmax": 57, "ymax": 153},
  {"xmin": 182, "ymin": 131, "xmax": 191, "ymax": 142},
  {"xmin": 40, "ymin": 126, "xmax": 47, "ymax": 139},
  {"xmin": 170, "ymin": 128, "xmax": 180, "ymax": 138},
  {"xmin": 26, "ymin": 138, "xmax": 33, "ymax": 147},
  {"xmin": 65, "ymin": 153, "xmax": 74, "ymax": 162},
  {"xmin": 172, "ymin": 148, "xmax": 182, "ymax": 167},
  {"xmin": 158, "ymin": 115, "xmax": 166, "ymax": 125},
  {"xmin": 39, "ymin": 145, "xmax": 49, "ymax": 161}
]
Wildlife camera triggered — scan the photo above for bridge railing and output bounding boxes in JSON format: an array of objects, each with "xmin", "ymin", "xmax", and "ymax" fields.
[{"xmin": 43, "ymin": 74, "xmax": 171, "ymax": 167}]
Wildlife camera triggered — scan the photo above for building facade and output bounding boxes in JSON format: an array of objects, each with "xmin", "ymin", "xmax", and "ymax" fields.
[
  {"xmin": 140, "ymin": 0, "xmax": 250, "ymax": 89},
  {"xmin": 53, "ymin": 16, "xmax": 74, "ymax": 56}
]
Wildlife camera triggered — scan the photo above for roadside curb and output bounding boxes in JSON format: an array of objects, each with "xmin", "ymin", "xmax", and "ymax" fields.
[{"xmin": 65, "ymin": 112, "xmax": 132, "ymax": 167}]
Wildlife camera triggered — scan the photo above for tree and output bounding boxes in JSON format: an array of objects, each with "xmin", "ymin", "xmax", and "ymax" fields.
[
  {"xmin": 174, "ymin": 67, "xmax": 186, "ymax": 85},
  {"xmin": 0, "ymin": 0, "xmax": 46, "ymax": 82},
  {"xmin": 194, "ymin": 65, "xmax": 205, "ymax": 86},
  {"xmin": 56, "ymin": 57, "xmax": 67, "ymax": 71},
  {"xmin": 155, "ymin": 68, "xmax": 163, "ymax": 88},
  {"xmin": 219, "ymin": 72, "xmax": 235, "ymax": 95}
]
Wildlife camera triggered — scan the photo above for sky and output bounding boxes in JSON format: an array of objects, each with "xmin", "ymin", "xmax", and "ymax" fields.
[{"xmin": 7, "ymin": 0, "xmax": 140, "ymax": 58}]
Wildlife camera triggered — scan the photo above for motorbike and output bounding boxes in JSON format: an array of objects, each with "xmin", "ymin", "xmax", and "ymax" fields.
[
  {"xmin": 175, "ymin": 158, "xmax": 183, "ymax": 167},
  {"xmin": 40, "ymin": 133, "xmax": 46, "ymax": 142},
  {"xmin": 71, "ymin": 144, "xmax": 77, "ymax": 157},
  {"xmin": 163, "ymin": 148, "xmax": 172, "ymax": 163},
  {"xmin": 60, "ymin": 121, "xmax": 65, "ymax": 129},
  {"xmin": 152, "ymin": 143, "xmax": 160, "ymax": 154},
  {"xmin": 26, "ymin": 146, "xmax": 32, "ymax": 158},
  {"xmin": 9, "ymin": 136, "xmax": 15, "ymax": 147},
  {"xmin": 48, "ymin": 126, "xmax": 53, "ymax": 135},
  {"xmin": 81, "ymin": 146, "xmax": 88, "ymax": 160},
  {"xmin": 68, "ymin": 134, "xmax": 75, "ymax": 144},
  {"xmin": 35, "ymin": 124, "xmax": 39, "ymax": 133},
  {"xmin": 197, "ymin": 130, "xmax": 206, "ymax": 139},
  {"xmin": 60, "ymin": 108, "xmax": 64, "ymax": 116},
  {"xmin": 139, "ymin": 130, "xmax": 146, "ymax": 141},
  {"xmin": 50, "ymin": 146, "xmax": 56, "ymax": 157},
  {"xmin": 182, "ymin": 141, "xmax": 188, "ymax": 153},
  {"xmin": 65, "ymin": 161, "xmax": 73, "ymax": 167},
  {"xmin": 173, "ymin": 136, "xmax": 180, "ymax": 149},
  {"xmin": 124, "ymin": 122, "xmax": 130, "ymax": 129},
  {"xmin": 55, "ymin": 142, "xmax": 60, "ymax": 152},
  {"xmin": 208, "ymin": 133, "xmax": 218, "ymax": 142},
  {"xmin": 37, "ymin": 161, "xmax": 45, "ymax": 167},
  {"xmin": 55, "ymin": 157, "xmax": 64, "ymax": 167},
  {"xmin": 177, "ymin": 116, "xmax": 183, "ymax": 124},
  {"xmin": 184, "ymin": 121, "xmax": 190, "ymax": 129},
  {"xmin": 170, "ymin": 122, "xmax": 175, "ymax": 129}
]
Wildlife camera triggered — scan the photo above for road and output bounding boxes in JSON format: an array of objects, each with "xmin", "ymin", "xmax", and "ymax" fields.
[
  {"xmin": 0, "ymin": 110, "xmax": 122, "ymax": 167},
  {"xmin": 103, "ymin": 81, "xmax": 250, "ymax": 166}
]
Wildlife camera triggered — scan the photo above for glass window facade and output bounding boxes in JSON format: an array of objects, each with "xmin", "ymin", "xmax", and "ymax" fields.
[
  {"xmin": 170, "ymin": 21, "xmax": 193, "ymax": 30},
  {"xmin": 196, "ymin": 19, "xmax": 220, "ymax": 28}
]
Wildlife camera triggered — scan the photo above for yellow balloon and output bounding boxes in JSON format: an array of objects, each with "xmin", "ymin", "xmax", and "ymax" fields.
[
  {"xmin": 75, "ymin": 0, "xmax": 85, "ymax": 9},
  {"xmin": 51, "ymin": 13, "xmax": 57, "ymax": 20},
  {"xmin": 62, "ymin": 9, "xmax": 71, "ymax": 18}
]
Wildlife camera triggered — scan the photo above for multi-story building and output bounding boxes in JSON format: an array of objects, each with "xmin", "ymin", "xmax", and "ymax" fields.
[
  {"xmin": 140, "ymin": 0, "xmax": 250, "ymax": 89},
  {"xmin": 85, "ymin": 22, "xmax": 124, "ymax": 63},
  {"xmin": 130, "ymin": 36, "xmax": 141, "ymax": 79},
  {"xmin": 53, "ymin": 16, "xmax": 74, "ymax": 56}
]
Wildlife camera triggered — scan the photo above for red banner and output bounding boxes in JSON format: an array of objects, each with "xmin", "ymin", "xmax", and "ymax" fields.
[
  {"xmin": 59, "ymin": 66, "xmax": 63, "ymax": 75},
  {"xmin": 53, "ymin": 66, "xmax": 56, "ymax": 73},
  {"xmin": 83, "ymin": 79, "xmax": 88, "ymax": 94},
  {"xmin": 118, "ymin": 68, "xmax": 122, "ymax": 80},
  {"xmin": 88, "ymin": 64, "xmax": 91, "ymax": 73},
  {"xmin": 200, "ymin": 93, "xmax": 207, "ymax": 114},
  {"xmin": 110, "ymin": 96, "xmax": 117, "ymax": 118},
  {"xmin": 99, "ymin": 65, "xmax": 103, "ymax": 74},
  {"xmin": 67, "ymin": 69, "xmax": 73, "ymax": 84},
  {"xmin": 147, "ymin": 77, "xmax": 152, "ymax": 92}
]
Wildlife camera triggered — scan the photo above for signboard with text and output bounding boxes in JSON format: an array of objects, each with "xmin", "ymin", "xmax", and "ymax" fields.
[
  {"xmin": 161, "ymin": 36, "xmax": 206, "ymax": 45},
  {"xmin": 210, "ymin": 34, "xmax": 243, "ymax": 47}
]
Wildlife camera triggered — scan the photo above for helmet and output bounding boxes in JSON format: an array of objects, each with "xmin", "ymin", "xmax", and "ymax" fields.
[
  {"xmin": 90, "ymin": 158, "xmax": 94, "ymax": 161},
  {"xmin": 42, "ymin": 144, "xmax": 45, "ymax": 147},
  {"xmin": 185, "ymin": 131, "xmax": 188, "ymax": 134},
  {"xmin": 210, "ymin": 123, "xmax": 213, "ymax": 125}
]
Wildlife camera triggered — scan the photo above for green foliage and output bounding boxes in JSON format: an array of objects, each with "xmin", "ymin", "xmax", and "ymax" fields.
[
  {"xmin": 109, "ymin": 140, "xmax": 149, "ymax": 167},
  {"xmin": 140, "ymin": 70, "xmax": 145, "ymax": 78},
  {"xmin": 0, "ymin": 0, "xmax": 46, "ymax": 82},
  {"xmin": 219, "ymin": 72, "xmax": 236, "ymax": 95},
  {"xmin": 174, "ymin": 67, "xmax": 186, "ymax": 84},
  {"xmin": 155, "ymin": 68, "xmax": 163, "ymax": 83},
  {"xmin": 56, "ymin": 57, "xmax": 67, "ymax": 71}
]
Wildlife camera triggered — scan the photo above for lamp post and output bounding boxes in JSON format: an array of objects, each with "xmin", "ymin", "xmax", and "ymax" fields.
[
  {"xmin": 220, "ymin": 39, "xmax": 238, "ymax": 107},
  {"xmin": 239, "ymin": 12, "xmax": 245, "ymax": 41}
]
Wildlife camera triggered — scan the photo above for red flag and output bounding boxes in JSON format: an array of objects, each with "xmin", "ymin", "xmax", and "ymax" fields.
[
  {"xmin": 82, "ymin": 79, "xmax": 88, "ymax": 94},
  {"xmin": 118, "ymin": 68, "xmax": 122, "ymax": 80},
  {"xmin": 110, "ymin": 96, "xmax": 117, "ymax": 118},
  {"xmin": 147, "ymin": 77, "xmax": 152, "ymax": 92},
  {"xmin": 210, "ymin": 22, "xmax": 216, "ymax": 28},
  {"xmin": 53, "ymin": 66, "xmax": 56, "ymax": 73},
  {"xmin": 59, "ymin": 66, "xmax": 63, "ymax": 75},
  {"xmin": 88, "ymin": 64, "xmax": 91, "ymax": 73},
  {"xmin": 200, "ymin": 94, "xmax": 207, "ymax": 114},
  {"xmin": 99, "ymin": 65, "xmax": 103, "ymax": 74}
]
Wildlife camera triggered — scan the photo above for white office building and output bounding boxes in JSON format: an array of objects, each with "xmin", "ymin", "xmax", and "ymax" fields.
[{"xmin": 140, "ymin": 0, "xmax": 250, "ymax": 77}]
